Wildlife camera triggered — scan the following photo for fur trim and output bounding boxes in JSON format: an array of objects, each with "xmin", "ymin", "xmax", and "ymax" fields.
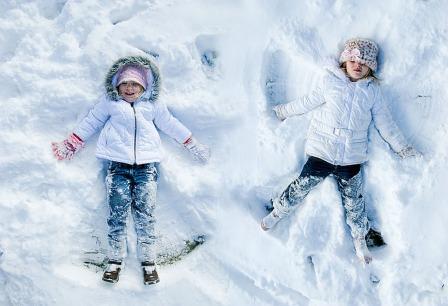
[{"xmin": 104, "ymin": 55, "xmax": 161, "ymax": 102}]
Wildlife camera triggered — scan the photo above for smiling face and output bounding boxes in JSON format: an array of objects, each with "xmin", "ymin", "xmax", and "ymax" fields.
[
  {"xmin": 118, "ymin": 81, "xmax": 144, "ymax": 102},
  {"xmin": 345, "ymin": 61, "xmax": 370, "ymax": 81}
]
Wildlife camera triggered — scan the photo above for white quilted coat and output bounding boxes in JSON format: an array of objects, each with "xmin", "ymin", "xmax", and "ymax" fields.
[
  {"xmin": 276, "ymin": 62, "xmax": 408, "ymax": 165},
  {"xmin": 74, "ymin": 56, "xmax": 191, "ymax": 165}
]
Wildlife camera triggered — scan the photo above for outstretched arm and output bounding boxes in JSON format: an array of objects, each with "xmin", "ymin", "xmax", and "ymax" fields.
[
  {"xmin": 372, "ymin": 88, "xmax": 420, "ymax": 158},
  {"xmin": 153, "ymin": 101, "xmax": 192, "ymax": 143},
  {"xmin": 73, "ymin": 98, "xmax": 110, "ymax": 141},
  {"xmin": 154, "ymin": 102, "xmax": 210, "ymax": 163},
  {"xmin": 273, "ymin": 85, "xmax": 325, "ymax": 121},
  {"xmin": 51, "ymin": 98, "xmax": 110, "ymax": 161}
]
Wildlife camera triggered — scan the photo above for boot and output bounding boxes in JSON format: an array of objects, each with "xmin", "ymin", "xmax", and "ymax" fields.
[
  {"xmin": 354, "ymin": 237, "xmax": 372, "ymax": 265},
  {"xmin": 102, "ymin": 260, "xmax": 122, "ymax": 283},
  {"xmin": 265, "ymin": 199, "xmax": 274, "ymax": 213},
  {"xmin": 142, "ymin": 262, "xmax": 159, "ymax": 285},
  {"xmin": 261, "ymin": 209, "xmax": 282, "ymax": 231},
  {"xmin": 365, "ymin": 228, "xmax": 386, "ymax": 248}
]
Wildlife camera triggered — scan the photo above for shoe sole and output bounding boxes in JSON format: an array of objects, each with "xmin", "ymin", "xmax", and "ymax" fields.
[
  {"xmin": 144, "ymin": 279, "xmax": 160, "ymax": 285},
  {"xmin": 102, "ymin": 277, "xmax": 119, "ymax": 283},
  {"xmin": 260, "ymin": 221, "xmax": 269, "ymax": 231}
]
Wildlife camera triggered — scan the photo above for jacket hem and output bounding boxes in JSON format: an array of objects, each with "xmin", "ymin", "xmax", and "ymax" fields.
[
  {"xmin": 95, "ymin": 154, "xmax": 161, "ymax": 165},
  {"xmin": 305, "ymin": 152, "xmax": 367, "ymax": 166}
]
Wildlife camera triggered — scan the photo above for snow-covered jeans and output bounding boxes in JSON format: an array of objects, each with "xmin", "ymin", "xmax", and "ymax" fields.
[
  {"xmin": 105, "ymin": 161, "xmax": 158, "ymax": 263},
  {"xmin": 273, "ymin": 156, "xmax": 369, "ymax": 239}
]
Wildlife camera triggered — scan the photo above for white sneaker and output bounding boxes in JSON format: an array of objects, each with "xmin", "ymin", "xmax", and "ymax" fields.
[
  {"xmin": 261, "ymin": 210, "xmax": 282, "ymax": 231},
  {"xmin": 354, "ymin": 238, "xmax": 372, "ymax": 265}
]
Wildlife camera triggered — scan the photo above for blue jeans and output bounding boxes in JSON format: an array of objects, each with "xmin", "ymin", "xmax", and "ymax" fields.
[
  {"xmin": 105, "ymin": 161, "xmax": 159, "ymax": 262},
  {"xmin": 273, "ymin": 156, "xmax": 369, "ymax": 239}
]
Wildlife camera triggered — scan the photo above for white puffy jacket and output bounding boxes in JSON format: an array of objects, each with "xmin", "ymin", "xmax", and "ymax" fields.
[
  {"xmin": 275, "ymin": 62, "xmax": 408, "ymax": 165},
  {"xmin": 74, "ymin": 56, "xmax": 191, "ymax": 165}
]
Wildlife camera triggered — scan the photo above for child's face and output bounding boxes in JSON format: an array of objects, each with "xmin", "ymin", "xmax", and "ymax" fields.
[
  {"xmin": 345, "ymin": 61, "xmax": 370, "ymax": 81},
  {"xmin": 118, "ymin": 82, "xmax": 144, "ymax": 102}
]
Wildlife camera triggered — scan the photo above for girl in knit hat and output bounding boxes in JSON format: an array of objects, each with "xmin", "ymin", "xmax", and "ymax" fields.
[
  {"xmin": 51, "ymin": 56, "xmax": 210, "ymax": 284},
  {"xmin": 261, "ymin": 38, "xmax": 421, "ymax": 265}
]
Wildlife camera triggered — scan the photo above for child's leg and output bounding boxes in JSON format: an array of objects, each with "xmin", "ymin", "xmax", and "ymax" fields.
[
  {"xmin": 105, "ymin": 162, "xmax": 133, "ymax": 262},
  {"xmin": 272, "ymin": 157, "xmax": 330, "ymax": 217},
  {"xmin": 131, "ymin": 163, "xmax": 158, "ymax": 263},
  {"xmin": 335, "ymin": 167, "xmax": 371, "ymax": 263},
  {"xmin": 335, "ymin": 168, "xmax": 368, "ymax": 239}
]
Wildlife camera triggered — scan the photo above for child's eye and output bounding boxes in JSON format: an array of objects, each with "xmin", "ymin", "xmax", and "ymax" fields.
[{"xmin": 121, "ymin": 82, "xmax": 140, "ymax": 87}]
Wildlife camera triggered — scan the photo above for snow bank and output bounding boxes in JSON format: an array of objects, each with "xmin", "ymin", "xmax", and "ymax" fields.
[{"xmin": 1, "ymin": 0, "xmax": 447, "ymax": 305}]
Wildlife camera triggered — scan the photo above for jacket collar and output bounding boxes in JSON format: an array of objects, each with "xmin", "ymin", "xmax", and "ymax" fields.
[{"xmin": 324, "ymin": 58, "xmax": 374, "ymax": 86}]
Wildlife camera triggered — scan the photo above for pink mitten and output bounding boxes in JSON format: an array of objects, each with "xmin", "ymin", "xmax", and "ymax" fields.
[{"xmin": 51, "ymin": 133, "xmax": 84, "ymax": 160}]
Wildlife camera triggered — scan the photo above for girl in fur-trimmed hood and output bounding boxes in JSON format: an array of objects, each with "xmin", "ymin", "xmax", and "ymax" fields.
[{"xmin": 51, "ymin": 55, "xmax": 210, "ymax": 285}]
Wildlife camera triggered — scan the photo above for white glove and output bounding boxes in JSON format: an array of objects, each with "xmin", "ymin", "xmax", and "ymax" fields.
[
  {"xmin": 272, "ymin": 105, "xmax": 287, "ymax": 121},
  {"xmin": 184, "ymin": 137, "xmax": 210, "ymax": 163},
  {"xmin": 397, "ymin": 146, "xmax": 422, "ymax": 159}
]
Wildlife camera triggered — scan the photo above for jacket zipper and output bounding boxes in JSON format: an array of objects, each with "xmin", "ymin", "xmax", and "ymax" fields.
[
  {"xmin": 343, "ymin": 83, "xmax": 356, "ymax": 162},
  {"xmin": 131, "ymin": 103, "xmax": 137, "ymax": 164}
]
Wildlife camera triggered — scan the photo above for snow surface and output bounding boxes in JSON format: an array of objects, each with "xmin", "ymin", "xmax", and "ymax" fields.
[{"xmin": 1, "ymin": 0, "xmax": 448, "ymax": 305}]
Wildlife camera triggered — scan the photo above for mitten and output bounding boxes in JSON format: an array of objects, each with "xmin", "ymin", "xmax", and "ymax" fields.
[
  {"xmin": 51, "ymin": 133, "xmax": 84, "ymax": 160},
  {"xmin": 397, "ymin": 146, "xmax": 422, "ymax": 159},
  {"xmin": 272, "ymin": 105, "xmax": 287, "ymax": 121},
  {"xmin": 183, "ymin": 136, "xmax": 210, "ymax": 163}
]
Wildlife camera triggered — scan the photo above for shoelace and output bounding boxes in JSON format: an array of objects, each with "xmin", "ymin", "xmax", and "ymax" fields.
[
  {"xmin": 143, "ymin": 265, "xmax": 156, "ymax": 273},
  {"xmin": 105, "ymin": 263, "xmax": 121, "ymax": 272}
]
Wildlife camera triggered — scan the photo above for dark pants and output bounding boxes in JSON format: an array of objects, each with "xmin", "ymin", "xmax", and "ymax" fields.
[
  {"xmin": 105, "ymin": 161, "xmax": 159, "ymax": 262},
  {"xmin": 273, "ymin": 156, "xmax": 369, "ymax": 239}
]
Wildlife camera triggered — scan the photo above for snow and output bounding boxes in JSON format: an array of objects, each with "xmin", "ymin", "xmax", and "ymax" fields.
[{"xmin": 1, "ymin": 0, "xmax": 447, "ymax": 305}]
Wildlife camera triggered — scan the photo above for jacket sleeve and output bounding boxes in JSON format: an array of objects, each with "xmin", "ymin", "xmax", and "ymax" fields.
[
  {"xmin": 153, "ymin": 101, "xmax": 192, "ymax": 144},
  {"xmin": 371, "ymin": 87, "xmax": 408, "ymax": 153},
  {"xmin": 274, "ymin": 80, "xmax": 326, "ymax": 118},
  {"xmin": 73, "ymin": 98, "xmax": 110, "ymax": 141}
]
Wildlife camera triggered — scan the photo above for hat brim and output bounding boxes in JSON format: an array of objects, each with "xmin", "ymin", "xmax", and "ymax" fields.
[{"xmin": 117, "ymin": 77, "xmax": 146, "ymax": 89}]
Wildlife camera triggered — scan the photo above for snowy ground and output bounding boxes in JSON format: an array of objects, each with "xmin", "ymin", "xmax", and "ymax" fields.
[{"xmin": 1, "ymin": 0, "xmax": 448, "ymax": 305}]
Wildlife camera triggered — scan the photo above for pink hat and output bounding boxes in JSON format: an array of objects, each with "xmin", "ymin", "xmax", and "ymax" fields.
[{"xmin": 117, "ymin": 65, "xmax": 147, "ymax": 89}]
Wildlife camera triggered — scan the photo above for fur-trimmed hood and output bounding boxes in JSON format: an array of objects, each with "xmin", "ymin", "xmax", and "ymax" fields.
[{"xmin": 104, "ymin": 55, "xmax": 161, "ymax": 102}]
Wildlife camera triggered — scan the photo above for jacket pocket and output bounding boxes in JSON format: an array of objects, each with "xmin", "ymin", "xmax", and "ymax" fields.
[
  {"xmin": 145, "ymin": 163, "xmax": 159, "ymax": 182},
  {"xmin": 102, "ymin": 124, "xmax": 112, "ymax": 147},
  {"xmin": 348, "ymin": 139, "xmax": 368, "ymax": 155}
]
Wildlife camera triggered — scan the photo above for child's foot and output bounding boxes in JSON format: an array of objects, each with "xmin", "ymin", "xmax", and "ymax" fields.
[
  {"xmin": 354, "ymin": 238, "xmax": 372, "ymax": 264},
  {"xmin": 261, "ymin": 210, "xmax": 282, "ymax": 231},
  {"xmin": 142, "ymin": 262, "xmax": 160, "ymax": 285},
  {"xmin": 102, "ymin": 260, "xmax": 122, "ymax": 283},
  {"xmin": 365, "ymin": 228, "xmax": 386, "ymax": 248}
]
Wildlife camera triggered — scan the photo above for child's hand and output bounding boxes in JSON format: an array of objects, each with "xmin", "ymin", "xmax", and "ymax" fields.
[
  {"xmin": 183, "ymin": 136, "xmax": 210, "ymax": 164},
  {"xmin": 51, "ymin": 133, "xmax": 84, "ymax": 160},
  {"xmin": 397, "ymin": 146, "xmax": 422, "ymax": 159},
  {"xmin": 272, "ymin": 105, "xmax": 287, "ymax": 121}
]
